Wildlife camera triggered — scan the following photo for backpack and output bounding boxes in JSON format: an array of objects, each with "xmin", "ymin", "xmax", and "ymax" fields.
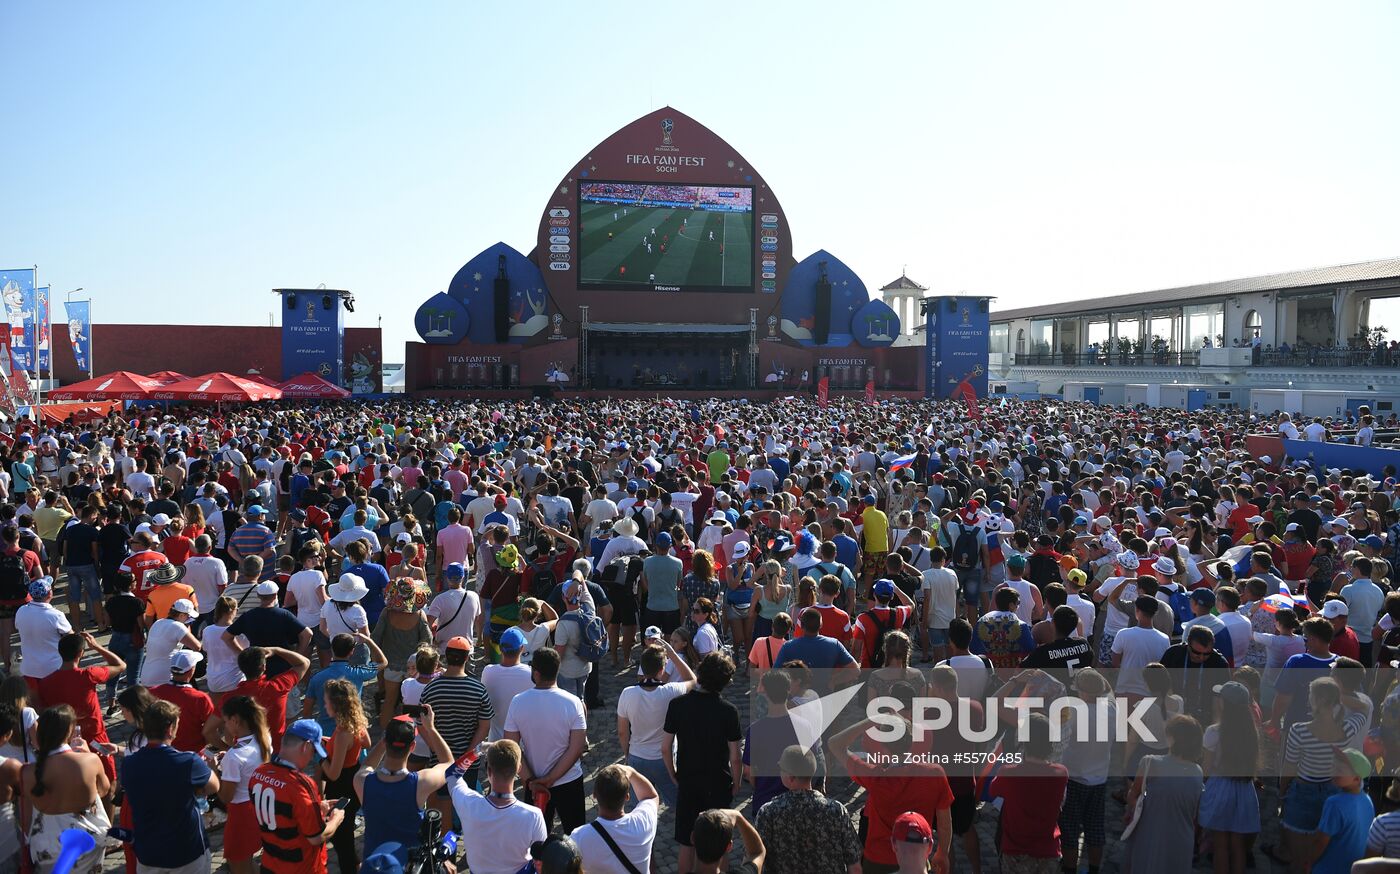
[
  {"xmin": 1165, "ymin": 583, "xmax": 1194, "ymax": 637},
  {"xmin": 865, "ymin": 607, "xmax": 895, "ymax": 668},
  {"xmin": 630, "ymin": 504, "xmax": 649, "ymax": 537},
  {"xmin": 528, "ymin": 559, "xmax": 558, "ymax": 602},
  {"xmin": 562, "ymin": 609, "xmax": 609, "ymax": 662},
  {"xmin": 949, "ymin": 523, "xmax": 980, "ymax": 570},
  {"xmin": 657, "ymin": 507, "xmax": 682, "ymax": 534},
  {"xmin": 0, "ymin": 552, "xmax": 26, "ymax": 602}
]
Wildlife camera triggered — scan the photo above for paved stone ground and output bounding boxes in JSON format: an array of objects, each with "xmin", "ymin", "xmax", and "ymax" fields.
[{"xmin": 67, "ymin": 637, "xmax": 1291, "ymax": 872}]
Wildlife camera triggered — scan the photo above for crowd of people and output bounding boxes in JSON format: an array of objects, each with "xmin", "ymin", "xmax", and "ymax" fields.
[{"xmin": 2, "ymin": 395, "xmax": 1400, "ymax": 874}]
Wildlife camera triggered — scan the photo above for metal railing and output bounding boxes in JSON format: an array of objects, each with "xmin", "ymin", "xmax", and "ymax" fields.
[
  {"xmin": 1257, "ymin": 349, "xmax": 1400, "ymax": 368},
  {"xmin": 1012, "ymin": 351, "xmax": 1201, "ymax": 367}
]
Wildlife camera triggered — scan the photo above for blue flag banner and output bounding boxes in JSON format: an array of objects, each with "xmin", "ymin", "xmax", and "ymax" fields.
[
  {"xmin": 35, "ymin": 286, "xmax": 51, "ymax": 374},
  {"xmin": 64, "ymin": 300, "xmax": 91, "ymax": 374},
  {"xmin": 0, "ymin": 269, "xmax": 36, "ymax": 373}
]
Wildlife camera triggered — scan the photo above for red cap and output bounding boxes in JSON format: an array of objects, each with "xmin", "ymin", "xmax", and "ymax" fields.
[
  {"xmin": 446, "ymin": 636, "xmax": 472, "ymax": 652},
  {"xmin": 891, "ymin": 812, "xmax": 932, "ymax": 844},
  {"xmin": 494, "ymin": 495, "xmax": 507, "ymax": 508}
]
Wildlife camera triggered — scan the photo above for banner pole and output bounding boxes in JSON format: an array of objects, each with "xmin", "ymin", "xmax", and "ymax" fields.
[{"xmin": 31, "ymin": 265, "xmax": 40, "ymax": 426}]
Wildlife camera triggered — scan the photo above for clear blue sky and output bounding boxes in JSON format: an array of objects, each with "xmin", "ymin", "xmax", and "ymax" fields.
[{"xmin": 4, "ymin": 1, "xmax": 1400, "ymax": 359}]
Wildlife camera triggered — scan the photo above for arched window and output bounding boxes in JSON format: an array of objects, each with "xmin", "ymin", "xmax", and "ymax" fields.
[
  {"xmin": 1244, "ymin": 309, "xmax": 1262, "ymax": 339},
  {"xmin": 1016, "ymin": 329, "xmax": 1025, "ymax": 354}
]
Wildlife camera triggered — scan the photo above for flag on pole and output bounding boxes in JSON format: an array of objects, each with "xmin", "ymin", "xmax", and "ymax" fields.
[
  {"xmin": 817, "ymin": 376, "xmax": 829, "ymax": 410},
  {"xmin": 889, "ymin": 452, "xmax": 918, "ymax": 472},
  {"xmin": 35, "ymin": 286, "xmax": 51, "ymax": 374},
  {"xmin": 956, "ymin": 377, "xmax": 981, "ymax": 421},
  {"xmin": 63, "ymin": 300, "xmax": 91, "ymax": 375},
  {"xmin": 0, "ymin": 269, "xmax": 36, "ymax": 374},
  {"xmin": 864, "ymin": 380, "xmax": 875, "ymax": 405}
]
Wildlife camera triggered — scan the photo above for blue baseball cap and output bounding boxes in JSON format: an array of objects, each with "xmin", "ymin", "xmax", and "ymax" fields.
[
  {"xmin": 246, "ymin": 505, "xmax": 266, "ymax": 517},
  {"xmin": 286, "ymin": 719, "xmax": 327, "ymax": 757},
  {"xmin": 1074, "ymin": 515, "xmax": 1090, "ymax": 526},
  {"xmin": 655, "ymin": 531, "xmax": 672, "ymax": 549},
  {"xmin": 1364, "ymin": 534, "xmax": 1385, "ymax": 550},
  {"xmin": 863, "ymin": 494, "xmax": 876, "ymax": 505},
  {"xmin": 627, "ymin": 479, "xmax": 641, "ymax": 492},
  {"xmin": 499, "ymin": 627, "xmax": 528, "ymax": 653},
  {"xmin": 28, "ymin": 578, "xmax": 52, "ymax": 599},
  {"xmin": 444, "ymin": 562, "xmax": 466, "ymax": 580},
  {"xmin": 873, "ymin": 578, "xmax": 896, "ymax": 598}
]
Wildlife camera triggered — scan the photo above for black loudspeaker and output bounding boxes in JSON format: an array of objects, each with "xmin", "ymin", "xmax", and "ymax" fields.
[
  {"xmin": 979, "ymin": 299, "xmax": 989, "ymax": 313},
  {"xmin": 533, "ymin": 386, "xmax": 555, "ymax": 399},
  {"xmin": 493, "ymin": 254, "xmax": 510, "ymax": 343},
  {"xmin": 813, "ymin": 260, "xmax": 831, "ymax": 345},
  {"xmin": 322, "ymin": 294, "xmax": 333, "ymax": 310},
  {"xmin": 286, "ymin": 295, "xmax": 297, "ymax": 310},
  {"xmin": 947, "ymin": 298, "xmax": 957, "ymax": 312}
]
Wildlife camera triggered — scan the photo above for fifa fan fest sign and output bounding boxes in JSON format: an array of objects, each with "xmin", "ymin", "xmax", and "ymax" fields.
[{"xmin": 277, "ymin": 289, "xmax": 347, "ymax": 386}]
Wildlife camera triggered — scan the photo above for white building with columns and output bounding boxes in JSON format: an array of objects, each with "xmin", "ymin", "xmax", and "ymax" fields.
[{"xmin": 989, "ymin": 257, "xmax": 1400, "ymax": 416}]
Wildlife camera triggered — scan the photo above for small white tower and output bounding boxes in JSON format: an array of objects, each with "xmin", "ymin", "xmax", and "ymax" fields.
[{"xmin": 879, "ymin": 269, "xmax": 928, "ymax": 336}]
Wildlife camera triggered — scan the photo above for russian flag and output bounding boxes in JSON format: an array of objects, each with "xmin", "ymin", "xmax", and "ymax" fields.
[{"xmin": 889, "ymin": 452, "xmax": 917, "ymax": 472}]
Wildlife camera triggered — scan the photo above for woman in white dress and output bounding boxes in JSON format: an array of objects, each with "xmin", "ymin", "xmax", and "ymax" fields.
[{"xmin": 201, "ymin": 596, "xmax": 244, "ymax": 706}]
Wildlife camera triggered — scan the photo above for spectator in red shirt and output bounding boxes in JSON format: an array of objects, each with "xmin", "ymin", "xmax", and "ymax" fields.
[
  {"xmin": 1281, "ymin": 524, "xmax": 1316, "ymax": 582},
  {"xmin": 37, "ymin": 631, "xmax": 126, "ymax": 782},
  {"xmin": 852, "ymin": 579, "xmax": 915, "ymax": 668},
  {"xmin": 151, "ymin": 650, "xmax": 218, "ymax": 752},
  {"xmin": 230, "ymin": 645, "xmax": 311, "ymax": 749},
  {"xmin": 1324, "ymin": 599, "xmax": 1362, "ymax": 661},
  {"xmin": 0, "ymin": 525, "xmax": 42, "ymax": 672},
  {"xmin": 811, "ymin": 574, "xmax": 854, "ymax": 644},
  {"xmin": 828, "ymin": 704, "xmax": 955, "ymax": 874},
  {"xmin": 987, "ymin": 713, "xmax": 1070, "ymax": 871},
  {"xmin": 160, "ymin": 517, "xmax": 194, "ymax": 566},
  {"xmin": 120, "ymin": 532, "xmax": 167, "ymax": 602}
]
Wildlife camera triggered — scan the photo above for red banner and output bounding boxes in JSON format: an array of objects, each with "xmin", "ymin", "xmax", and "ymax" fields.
[
  {"xmin": 817, "ymin": 377, "xmax": 829, "ymax": 410},
  {"xmin": 864, "ymin": 380, "xmax": 875, "ymax": 405},
  {"xmin": 956, "ymin": 378, "xmax": 981, "ymax": 420}
]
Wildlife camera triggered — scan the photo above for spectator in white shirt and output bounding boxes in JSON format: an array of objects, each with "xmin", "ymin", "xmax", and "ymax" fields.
[
  {"xmin": 449, "ymin": 738, "xmax": 547, "ymax": 874},
  {"xmin": 182, "ymin": 535, "xmax": 228, "ymax": 627},
  {"xmin": 570, "ymin": 765, "xmax": 659, "ymax": 874},
  {"xmin": 15, "ymin": 578, "xmax": 72, "ymax": 682}
]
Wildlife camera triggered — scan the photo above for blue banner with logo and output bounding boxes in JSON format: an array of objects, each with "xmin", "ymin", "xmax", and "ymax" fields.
[
  {"xmin": 35, "ymin": 286, "xmax": 51, "ymax": 374},
  {"xmin": 0, "ymin": 269, "xmax": 36, "ymax": 373},
  {"xmin": 932, "ymin": 297, "xmax": 990, "ymax": 400},
  {"xmin": 64, "ymin": 300, "xmax": 91, "ymax": 375},
  {"xmin": 279, "ymin": 289, "xmax": 345, "ymax": 384}
]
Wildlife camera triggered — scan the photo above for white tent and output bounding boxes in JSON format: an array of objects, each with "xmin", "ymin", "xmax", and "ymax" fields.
[{"xmin": 383, "ymin": 366, "xmax": 406, "ymax": 393}]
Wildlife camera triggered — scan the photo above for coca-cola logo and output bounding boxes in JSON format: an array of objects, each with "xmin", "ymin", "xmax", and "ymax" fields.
[{"xmin": 152, "ymin": 392, "xmax": 175, "ymax": 400}]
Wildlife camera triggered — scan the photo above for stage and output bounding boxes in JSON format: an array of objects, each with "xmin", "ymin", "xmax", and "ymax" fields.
[{"xmin": 404, "ymin": 108, "xmax": 990, "ymax": 400}]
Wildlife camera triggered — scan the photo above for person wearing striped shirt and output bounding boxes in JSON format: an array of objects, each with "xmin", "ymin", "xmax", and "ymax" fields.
[
  {"xmin": 419, "ymin": 635, "xmax": 493, "ymax": 783},
  {"xmin": 1278, "ymin": 677, "xmax": 1368, "ymax": 868}
]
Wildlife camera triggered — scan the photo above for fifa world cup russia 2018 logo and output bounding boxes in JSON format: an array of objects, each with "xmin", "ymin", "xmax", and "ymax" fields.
[
  {"xmin": 306, "ymin": 301, "xmax": 318, "ymax": 322},
  {"xmin": 961, "ymin": 307, "xmax": 970, "ymax": 325},
  {"xmin": 661, "ymin": 118, "xmax": 674, "ymax": 146},
  {"xmin": 551, "ymin": 313, "xmax": 564, "ymax": 339},
  {"xmin": 767, "ymin": 315, "xmax": 777, "ymax": 338}
]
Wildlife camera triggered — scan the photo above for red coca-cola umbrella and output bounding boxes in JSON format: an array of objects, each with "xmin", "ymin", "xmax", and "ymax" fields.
[
  {"xmin": 151, "ymin": 372, "xmax": 282, "ymax": 402},
  {"xmin": 147, "ymin": 370, "xmax": 188, "ymax": 384},
  {"xmin": 48, "ymin": 371, "xmax": 165, "ymax": 401},
  {"xmin": 278, "ymin": 372, "xmax": 351, "ymax": 399}
]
